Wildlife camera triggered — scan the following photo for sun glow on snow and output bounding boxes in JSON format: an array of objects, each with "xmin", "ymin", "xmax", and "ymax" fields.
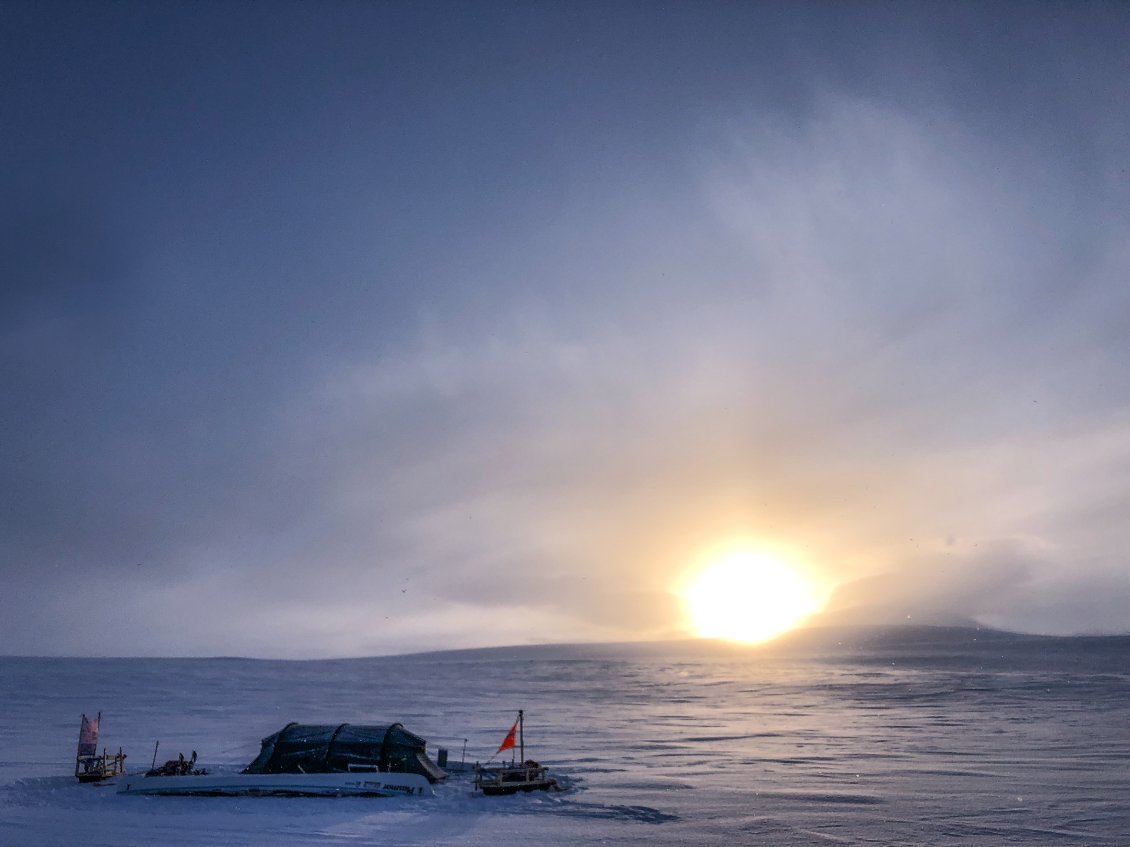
[{"xmin": 681, "ymin": 547, "xmax": 823, "ymax": 643}]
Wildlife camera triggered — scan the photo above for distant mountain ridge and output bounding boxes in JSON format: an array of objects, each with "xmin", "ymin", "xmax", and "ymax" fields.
[
  {"xmin": 4, "ymin": 624, "xmax": 1127, "ymax": 663},
  {"xmin": 375, "ymin": 623, "xmax": 1130, "ymax": 665}
]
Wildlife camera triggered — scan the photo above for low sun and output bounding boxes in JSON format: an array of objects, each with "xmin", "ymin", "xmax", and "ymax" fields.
[{"xmin": 681, "ymin": 547, "xmax": 823, "ymax": 643}]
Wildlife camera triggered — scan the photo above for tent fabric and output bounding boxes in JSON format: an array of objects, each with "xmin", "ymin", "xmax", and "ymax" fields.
[{"xmin": 242, "ymin": 722, "xmax": 447, "ymax": 782}]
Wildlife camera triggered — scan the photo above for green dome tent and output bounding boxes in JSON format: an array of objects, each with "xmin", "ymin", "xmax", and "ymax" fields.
[{"xmin": 243, "ymin": 722, "xmax": 447, "ymax": 783}]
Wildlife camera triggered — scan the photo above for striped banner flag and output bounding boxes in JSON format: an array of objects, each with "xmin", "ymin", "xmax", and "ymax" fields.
[{"xmin": 77, "ymin": 713, "xmax": 99, "ymax": 757}]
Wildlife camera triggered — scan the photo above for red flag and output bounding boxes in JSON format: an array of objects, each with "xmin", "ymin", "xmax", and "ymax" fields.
[
  {"xmin": 496, "ymin": 719, "xmax": 518, "ymax": 755},
  {"xmin": 78, "ymin": 714, "xmax": 99, "ymax": 757}
]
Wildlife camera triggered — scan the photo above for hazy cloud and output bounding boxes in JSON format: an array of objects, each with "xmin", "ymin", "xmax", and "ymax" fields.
[{"xmin": 2, "ymin": 3, "xmax": 1127, "ymax": 656}]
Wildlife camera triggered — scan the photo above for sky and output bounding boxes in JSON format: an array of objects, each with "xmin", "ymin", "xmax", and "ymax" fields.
[{"xmin": 2, "ymin": 1, "xmax": 1128, "ymax": 658}]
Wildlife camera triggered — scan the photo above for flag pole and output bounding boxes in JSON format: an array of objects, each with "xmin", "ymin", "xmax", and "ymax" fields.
[
  {"xmin": 518, "ymin": 709, "xmax": 524, "ymax": 764},
  {"xmin": 487, "ymin": 715, "xmax": 518, "ymax": 765}
]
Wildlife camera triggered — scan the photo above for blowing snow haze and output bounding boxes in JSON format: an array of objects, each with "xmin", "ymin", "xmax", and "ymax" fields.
[{"xmin": 2, "ymin": 2, "xmax": 1128, "ymax": 658}]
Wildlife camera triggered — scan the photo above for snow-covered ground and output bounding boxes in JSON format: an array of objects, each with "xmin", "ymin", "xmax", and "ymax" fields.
[{"xmin": 2, "ymin": 630, "xmax": 1128, "ymax": 845}]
